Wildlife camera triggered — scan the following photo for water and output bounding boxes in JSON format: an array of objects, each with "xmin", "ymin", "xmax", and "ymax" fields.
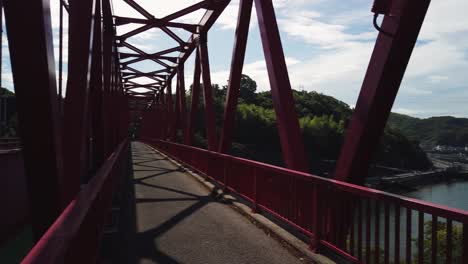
[
  {"xmin": 404, "ymin": 180, "xmax": 468, "ymax": 211},
  {"xmin": 348, "ymin": 181, "xmax": 468, "ymax": 262}
]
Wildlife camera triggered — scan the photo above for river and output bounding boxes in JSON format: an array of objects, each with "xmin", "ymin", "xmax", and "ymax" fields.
[{"xmin": 404, "ymin": 180, "xmax": 468, "ymax": 211}]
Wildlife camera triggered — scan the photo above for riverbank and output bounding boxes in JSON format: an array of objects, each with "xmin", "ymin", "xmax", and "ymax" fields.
[{"xmin": 366, "ymin": 170, "xmax": 468, "ymax": 193}]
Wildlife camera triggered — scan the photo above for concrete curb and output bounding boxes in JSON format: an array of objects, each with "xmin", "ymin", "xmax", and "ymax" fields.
[{"xmin": 146, "ymin": 144, "xmax": 335, "ymax": 264}]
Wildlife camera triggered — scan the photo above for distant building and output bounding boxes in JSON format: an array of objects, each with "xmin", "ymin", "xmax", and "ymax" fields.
[{"xmin": 433, "ymin": 145, "xmax": 466, "ymax": 153}]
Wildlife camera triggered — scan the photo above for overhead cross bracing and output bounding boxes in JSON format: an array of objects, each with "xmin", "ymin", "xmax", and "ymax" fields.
[
  {"xmin": 5, "ymin": 0, "xmax": 468, "ymax": 263},
  {"xmin": 116, "ymin": 0, "xmax": 230, "ymax": 116}
]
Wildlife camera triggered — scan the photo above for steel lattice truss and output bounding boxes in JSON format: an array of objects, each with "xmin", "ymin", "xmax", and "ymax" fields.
[
  {"xmin": 117, "ymin": 0, "xmax": 229, "ymax": 116},
  {"xmin": 4, "ymin": 0, "xmax": 455, "ymax": 263}
]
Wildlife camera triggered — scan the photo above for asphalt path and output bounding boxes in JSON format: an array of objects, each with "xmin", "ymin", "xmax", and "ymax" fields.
[{"xmin": 118, "ymin": 141, "xmax": 304, "ymax": 264}]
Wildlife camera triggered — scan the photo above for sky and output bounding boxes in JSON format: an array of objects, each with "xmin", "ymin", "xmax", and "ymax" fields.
[{"xmin": 2, "ymin": 0, "xmax": 468, "ymax": 118}]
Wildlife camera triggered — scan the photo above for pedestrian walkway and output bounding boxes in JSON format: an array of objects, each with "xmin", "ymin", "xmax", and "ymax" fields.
[{"xmin": 109, "ymin": 141, "xmax": 305, "ymax": 264}]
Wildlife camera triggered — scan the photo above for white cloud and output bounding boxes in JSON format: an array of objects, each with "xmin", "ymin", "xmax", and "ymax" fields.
[
  {"xmin": 278, "ymin": 10, "xmax": 375, "ymax": 49},
  {"xmin": 429, "ymin": 75, "xmax": 449, "ymax": 84},
  {"xmin": 2, "ymin": 0, "xmax": 468, "ymax": 117}
]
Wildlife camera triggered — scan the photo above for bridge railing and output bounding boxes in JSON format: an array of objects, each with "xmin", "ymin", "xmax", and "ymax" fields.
[
  {"xmin": 0, "ymin": 148, "xmax": 29, "ymax": 246},
  {"xmin": 146, "ymin": 139, "xmax": 468, "ymax": 264},
  {"xmin": 21, "ymin": 140, "xmax": 129, "ymax": 264},
  {"xmin": 0, "ymin": 138, "xmax": 21, "ymax": 150}
]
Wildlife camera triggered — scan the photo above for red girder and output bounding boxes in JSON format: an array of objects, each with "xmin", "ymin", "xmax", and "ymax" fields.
[
  {"xmin": 219, "ymin": 0, "xmax": 253, "ymax": 153},
  {"xmin": 114, "ymin": 16, "xmax": 198, "ymax": 33},
  {"xmin": 7, "ymin": 1, "xmax": 459, "ymax": 263}
]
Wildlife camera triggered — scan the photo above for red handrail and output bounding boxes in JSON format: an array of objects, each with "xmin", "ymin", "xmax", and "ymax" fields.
[
  {"xmin": 145, "ymin": 138, "xmax": 468, "ymax": 264},
  {"xmin": 21, "ymin": 140, "xmax": 129, "ymax": 264}
]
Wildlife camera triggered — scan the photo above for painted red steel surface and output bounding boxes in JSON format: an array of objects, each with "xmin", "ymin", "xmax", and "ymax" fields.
[
  {"xmin": 145, "ymin": 139, "xmax": 468, "ymax": 264},
  {"xmin": 4, "ymin": 0, "xmax": 462, "ymax": 262},
  {"xmin": 62, "ymin": 0, "xmax": 97, "ymax": 206},
  {"xmin": 335, "ymin": 0, "xmax": 430, "ymax": 184},
  {"xmin": 198, "ymin": 36, "xmax": 218, "ymax": 151},
  {"xmin": 0, "ymin": 150, "xmax": 29, "ymax": 246},
  {"xmin": 253, "ymin": 0, "xmax": 308, "ymax": 172},
  {"xmin": 219, "ymin": 0, "xmax": 253, "ymax": 154},
  {"xmin": 4, "ymin": 0, "xmax": 66, "ymax": 239},
  {"xmin": 21, "ymin": 140, "xmax": 129, "ymax": 264}
]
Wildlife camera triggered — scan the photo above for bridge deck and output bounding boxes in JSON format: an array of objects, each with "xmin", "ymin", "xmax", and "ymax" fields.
[{"xmin": 106, "ymin": 141, "xmax": 304, "ymax": 264}]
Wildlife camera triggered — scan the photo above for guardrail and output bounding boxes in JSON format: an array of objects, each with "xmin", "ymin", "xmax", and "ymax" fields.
[
  {"xmin": 0, "ymin": 148, "xmax": 29, "ymax": 247},
  {"xmin": 145, "ymin": 139, "xmax": 468, "ymax": 264},
  {"xmin": 0, "ymin": 138, "xmax": 21, "ymax": 150},
  {"xmin": 21, "ymin": 139, "xmax": 129, "ymax": 264}
]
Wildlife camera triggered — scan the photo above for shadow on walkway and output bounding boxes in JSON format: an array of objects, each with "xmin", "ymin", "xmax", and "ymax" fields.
[
  {"xmin": 102, "ymin": 144, "xmax": 227, "ymax": 264},
  {"xmin": 101, "ymin": 142, "xmax": 303, "ymax": 264}
]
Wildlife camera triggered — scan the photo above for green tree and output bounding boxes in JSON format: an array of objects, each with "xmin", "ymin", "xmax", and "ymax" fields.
[
  {"xmin": 239, "ymin": 74, "xmax": 257, "ymax": 104},
  {"xmin": 415, "ymin": 220, "xmax": 463, "ymax": 264}
]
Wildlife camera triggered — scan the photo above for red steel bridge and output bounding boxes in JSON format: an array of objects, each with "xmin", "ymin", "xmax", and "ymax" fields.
[{"xmin": 0, "ymin": 0, "xmax": 467, "ymax": 263}]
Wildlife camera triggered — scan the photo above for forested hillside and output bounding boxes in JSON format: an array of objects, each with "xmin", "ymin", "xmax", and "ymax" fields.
[
  {"xmin": 189, "ymin": 75, "xmax": 432, "ymax": 175},
  {"xmin": 0, "ymin": 87, "xmax": 15, "ymax": 97},
  {"xmin": 388, "ymin": 113, "xmax": 468, "ymax": 148}
]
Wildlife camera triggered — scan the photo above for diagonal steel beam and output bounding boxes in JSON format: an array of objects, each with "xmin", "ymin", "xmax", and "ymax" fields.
[
  {"xmin": 62, "ymin": 0, "xmax": 97, "ymax": 204},
  {"xmin": 254, "ymin": 0, "xmax": 308, "ymax": 172},
  {"xmin": 120, "ymin": 41, "xmax": 169, "ymax": 68},
  {"xmin": 219, "ymin": 0, "xmax": 253, "ymax": 153},
  {"xmin": 334, "ymin": 0, "xmax": 431, "ymax": 184},
  {"xmin": 3, "ymin": 0, "xmax": 65, "ymax": 240},
  {"xmin": 161, "ymin": 26, "xmax": 186, "ymax": 46},
  {"xmin": 198, "ymin": 36, "xmax": 217, "ymax": 151},
  {"xmin": 114, "ymin": 16, "xmax": 198, "ymax": 33},
  {"xmin": 123, "ymin": 0, "xmax": 153, "ymax": 19},
  {"xmin": 162, "ymin": 0, "xmax": 210, "ymax": 22}
]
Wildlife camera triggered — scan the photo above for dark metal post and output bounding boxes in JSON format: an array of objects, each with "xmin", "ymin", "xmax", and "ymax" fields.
[
  {"xmin": 3, "ymin": 0, "xmax": 64, "ymax": 239},
  {"xmin": 160, "ymin": 89, "xmax": 167, "ymax": 140},
  {"xmin": 62, "ymin": 0, "xmax": 96, "ymax": 205},
  {"xmin": 166, "ymin": 79, "xmax": 174, "ymax": 141},
  {"xmin": 198, "ymin": 36, "xmax": 217, "ymax": 151},
  {"xmin": 334, "ymin": 0, "xmax": 431, "ymax": 183},
  {"xmin": 58, "ymin": 0, "xmax": 64, "ymax": 110},
  {"xmin": 178, "ymin": 63, "xmax": 188, "ymax": 144},
  {"xmin": 173, "ymin": 75, "xmax": 180, "ymax": 141},
  {"xmin": 254, "ymin": 0, "xmax": 308, "ymax": 172},
  {"xmin": 219, "ymin": 0, "xmax": 253, "ymax": 153},
  {"xmin": 102, "ymin": 0, "xmax": 113, "ymax": 155},
  {"xmin": 0, "ymin": 0, "xmax": 3, "ymax": 130},
  {"xmin": 188, "ymin": 52, "xmax": 201, "ymax": 146},
  {"xmin": 89, "ymin": 0, "xmax": 104, "ymax": 167}
]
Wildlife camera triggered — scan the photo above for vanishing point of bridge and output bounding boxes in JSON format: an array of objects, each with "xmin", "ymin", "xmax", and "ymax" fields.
[{"xmin": 0, "ymin": 0, "xmax": 467, "ymax": 263}]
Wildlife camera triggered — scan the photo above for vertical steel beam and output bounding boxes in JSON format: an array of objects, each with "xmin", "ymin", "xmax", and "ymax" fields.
[
  {"xmin": 58, "ymin": 0, "xmax": 64, "ymax": 110},
  {"xmin": 111, "ymin": 47, "xmax": 121, "ymax": 147},
  {"xmin": 178, "ymin": 64, "xmax": 188, "ymax": 144},
  {"xmin": 334, "ymin": 0, "xmax": 431, "ymax": 183},
  {"xmin": 0, "ymin": 0, "xmax": 3, "ymax": 129},
  {"xmin": 166, "ymin": 80, "xmax": 174, "ymax": 141},
  {"xmin": 89, "ymin": 0, "xmax": 104, "ymax": 167},
  {"xmin": 188, "ymin": 52, "xmax": 201, "ymax": 146},
  {"xmin": 155, "ymin": 93, "xmax": 161, "ymax": 138},
  {"xmin": 160, "ymin": 89, "xmax": 168, "ymax": 140},
  {"xmin": 219, "ymin": 0, "xmax": 253, "ymax": 153},
  {"xmin": 3, "ymin": 0, "xmax": 64, "ymax": 239},
  {"xmin": 102, "ymin": 0, "xmax": 113, "ymax": 155},
  {"xmin": 198, "ymin": 36, "xmax": 217, "ymax": 151},
  {"xmin": 62, "ymin": 0, "xmax": 96, "ymax": 205},
  {"xmin": 173, "ymin": 75, "xmax": 180, "ymax": 141},
  {"xmin": 254, "ymin": 0, "xmax": 308, "ymax": 172}
]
